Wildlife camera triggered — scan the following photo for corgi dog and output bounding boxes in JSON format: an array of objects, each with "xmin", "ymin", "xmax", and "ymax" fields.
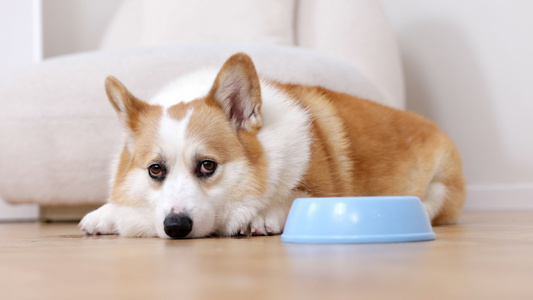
[{"xmin": 79, "ymin": 53, "xmax": 465, "ymax": 239}]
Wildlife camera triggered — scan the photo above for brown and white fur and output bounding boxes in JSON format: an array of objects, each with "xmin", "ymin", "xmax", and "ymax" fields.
[{"xmin": 79, "ymin": 53, "xmax": 465, "ymax": 239}]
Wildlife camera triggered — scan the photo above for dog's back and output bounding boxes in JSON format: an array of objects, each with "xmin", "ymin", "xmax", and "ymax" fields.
[{"xmin": 277, "ymin": 83, "xmax": 466, "ymax": 224}]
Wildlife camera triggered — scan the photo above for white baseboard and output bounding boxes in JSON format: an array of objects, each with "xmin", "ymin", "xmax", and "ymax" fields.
[
  {"xmin": 465, "ymin": 184, "xmax": 533, "ymax": 210},
  {"xmin": 0, "ymin": 184, "xmax": 531, "ymax": 221},
  {"xmin": 0, "ymin": 197, "xmax": 39, "ymax": 221}
]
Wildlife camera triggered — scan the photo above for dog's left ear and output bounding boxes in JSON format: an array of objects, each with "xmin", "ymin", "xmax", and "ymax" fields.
[{"xmin": 209, "ymin": 53, "xmax": 263, "ymax": 131}]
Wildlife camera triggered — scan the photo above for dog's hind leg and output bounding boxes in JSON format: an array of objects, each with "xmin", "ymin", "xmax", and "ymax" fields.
[
  {"xmin": 422, "ymin": 181, "xmax": 448, "ymax": 222},
  {"xmin": 423, "ymin": 146, "xmax": 466, "ymax": 225},
  {"xmin": 430, "ymin": 175, "xmax": 466, "ymax": 225}
]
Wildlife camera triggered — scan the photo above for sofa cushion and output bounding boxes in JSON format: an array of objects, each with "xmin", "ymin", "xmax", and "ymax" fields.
[
  {"xmin": 141, "ymin": 0, "xmax": 295, "ymax": 46},
  {"xmin": 100, "ymin": 0, "xmax": 296, "ymax": 49},
  {"xmin": 0, "ymin": 44, "xmax": 392, "ymax": 205}
]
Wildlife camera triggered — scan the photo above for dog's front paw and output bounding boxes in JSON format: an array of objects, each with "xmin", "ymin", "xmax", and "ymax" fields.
[
  {"xmin": 78, "ymin": 204, "xmax": 117, "ymax": 235},
  {"xmin": 242, "ymin": 205, "xmax": 289, "ymax": 236}
]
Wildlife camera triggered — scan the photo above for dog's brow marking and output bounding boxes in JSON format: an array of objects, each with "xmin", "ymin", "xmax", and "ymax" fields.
[{"xmin": 167, "ymin": 102, "xmax": 194, "ymax": 121}]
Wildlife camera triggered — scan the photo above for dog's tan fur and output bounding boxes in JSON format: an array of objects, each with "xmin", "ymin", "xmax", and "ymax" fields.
[{"xmin": 280, "ymin": 83, "xmax": 465, "ymax": 224}]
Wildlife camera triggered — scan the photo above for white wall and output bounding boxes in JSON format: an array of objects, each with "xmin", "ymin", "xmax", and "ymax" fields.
[
  {"xmin": 0, "ymin": 0, "xmax": 41, "ymax": 220},
  {"xmin": 0, "ymin": 0, "xmax": 42, "ymax": 79},
  {"xmin": 380, "ymin": 0, "xmax": 533, "ymax": 209}
]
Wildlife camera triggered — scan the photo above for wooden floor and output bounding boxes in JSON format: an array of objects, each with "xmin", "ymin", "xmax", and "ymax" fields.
[{"xmin": 1, "ymin": 211, "xmax": 533, "ymax": 300}]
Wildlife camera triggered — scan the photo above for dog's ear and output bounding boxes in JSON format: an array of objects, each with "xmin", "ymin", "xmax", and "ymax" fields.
[
  {"xmin": 105, "ymin": 76, "xmax": 151, "ymax": 133},
  {"xmin": 209, "ymin": 53, "xmax": 263, "ymax": 131}
]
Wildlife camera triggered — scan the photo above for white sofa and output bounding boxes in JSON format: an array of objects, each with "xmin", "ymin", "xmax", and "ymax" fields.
[{"xmin": 0, "ymin": 0, "xmax": 404, "ymax": 211}]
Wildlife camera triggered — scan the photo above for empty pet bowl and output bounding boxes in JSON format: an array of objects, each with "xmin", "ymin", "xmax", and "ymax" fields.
[{"xmin": 281, "ymin": 196, "xmax": 435, "ymax": 244}]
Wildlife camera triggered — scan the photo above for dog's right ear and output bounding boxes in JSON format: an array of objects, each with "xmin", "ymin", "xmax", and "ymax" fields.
[{"xmin": 105, "ymin": 76, "xmax": 151, "ymax": 134}]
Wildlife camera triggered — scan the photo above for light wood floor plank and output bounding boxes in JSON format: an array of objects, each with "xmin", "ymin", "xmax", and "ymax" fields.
[{"xmin": 1, "ymin": 211, "xmax": 532, "ymax": 299}]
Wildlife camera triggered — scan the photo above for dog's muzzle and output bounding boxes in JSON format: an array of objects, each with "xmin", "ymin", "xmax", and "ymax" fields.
[{"xmin": 163, "ymin": 213, "xmax": 193, "ymax": 239}]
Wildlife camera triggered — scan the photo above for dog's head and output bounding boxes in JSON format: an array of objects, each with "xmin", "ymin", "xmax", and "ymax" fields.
[{"xmin": 106, "ymin": 53, "xmax": 268, "ymax": 238}]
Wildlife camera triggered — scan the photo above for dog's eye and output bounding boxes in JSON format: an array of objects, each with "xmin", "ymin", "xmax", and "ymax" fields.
[
  {"xmin": 198, "ymin": 160, "xmax": 217, "ymax": 177},
  {"xmin": 148, "ymin": 163, "xmax": 166, "ymax": 181}
]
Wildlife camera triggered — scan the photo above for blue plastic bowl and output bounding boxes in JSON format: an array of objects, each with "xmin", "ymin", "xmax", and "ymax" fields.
[{"xmin": 281, "ymin": 196, "xmax": 435, "ymax": 244}]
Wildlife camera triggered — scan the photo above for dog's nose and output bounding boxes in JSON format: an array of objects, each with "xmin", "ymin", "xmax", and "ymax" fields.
[{"xmin": 163, "ymin": 213, "xmax": 193, "ymax": 239}]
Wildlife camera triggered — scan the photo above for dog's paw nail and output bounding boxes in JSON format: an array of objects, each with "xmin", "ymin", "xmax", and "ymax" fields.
[{"xmin": 265, "ymin": 226, "xmax": 273, "ymax": 234}]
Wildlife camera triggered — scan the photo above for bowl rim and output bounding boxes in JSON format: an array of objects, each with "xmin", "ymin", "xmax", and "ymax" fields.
[{"xmin": 291, "ymin": 195, "xmax": 423, "ymax": 202}]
